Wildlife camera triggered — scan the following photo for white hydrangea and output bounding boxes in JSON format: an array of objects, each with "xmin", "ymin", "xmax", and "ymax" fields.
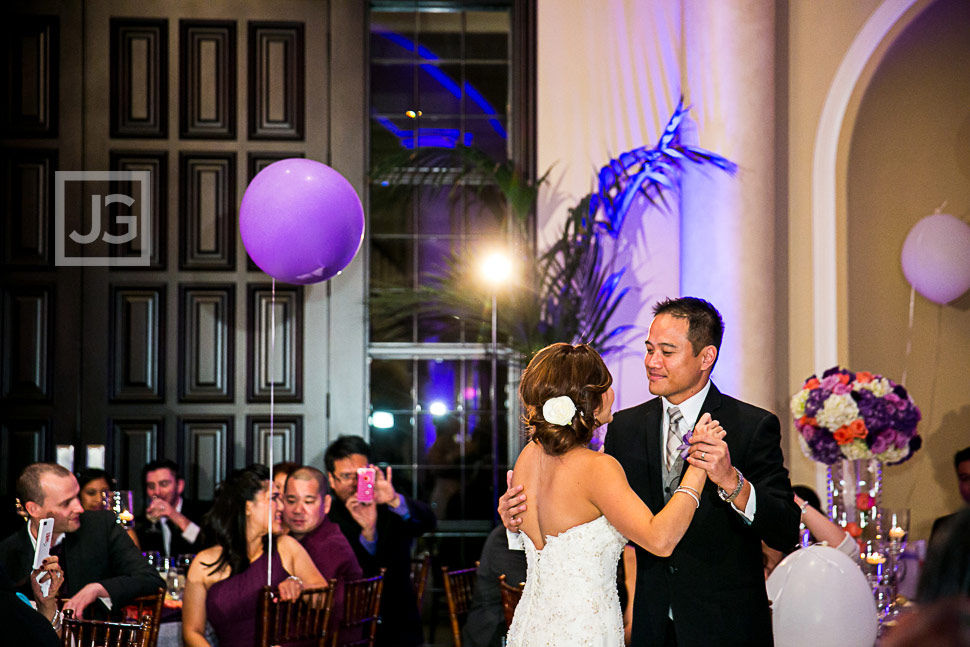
[
  {"xmin": 790, "ymin": 389, "xmax": 810, "ymax": 418},
  {"xmin": 814, "ymin": 393, "xmax": 860, "ymax": 431},
  {"xmin": 857, "ymin": 377, "xmax": 892, "ymax": 397},
  {"xmin": 797, "ymin": 434, "xmax": 813, "ymax": 459},
  {"xmin": 841, "ymin": 440, "xmax": 870, "ymax": 460},
  {"xmin": 878, "ymin": 445, "xmax": 909, "ymax": 464}
]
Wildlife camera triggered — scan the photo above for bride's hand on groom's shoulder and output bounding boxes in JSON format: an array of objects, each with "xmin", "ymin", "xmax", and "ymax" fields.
[{"xmin": 498, "ymin": 469, "xmax": 527, "ymax": 533}]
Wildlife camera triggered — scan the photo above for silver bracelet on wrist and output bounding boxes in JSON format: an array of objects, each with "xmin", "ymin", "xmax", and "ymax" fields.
[
  {"xmin": 673, "ymin": 487, "xmax": 700, "ymax": 509},
  {"xmin": 678, "ymin": 484, "xmax": 701, "ymax": 498},
  {"xmin": 717, "ymin": 467, "xmax": 745, "ymax": 503}
]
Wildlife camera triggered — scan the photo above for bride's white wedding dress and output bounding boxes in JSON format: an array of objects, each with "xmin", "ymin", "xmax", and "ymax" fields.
[{"xmin": 506, "ymin": 515, "xmax": 628, "ymax": 647}]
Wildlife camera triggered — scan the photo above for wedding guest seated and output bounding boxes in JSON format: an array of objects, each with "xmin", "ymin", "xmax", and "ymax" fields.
[
  {"xmin": 182, "ymin": 464, "xmax": 326, "ymax": 647},
  {"xmin": 77, "ymin": 468, "xmax": 140, "ymax": 548},
  {"xmin": 461, "ymin": 525, "xmax": 528, "ymax": 647},
  {"xmin": 930, "ymin": 446, "xmax": 970, "ymax": 544},
  {"xmin": 135, "ymin": 459, "xmax": 207, "ymax": 558},
  {"xmin": 325, "ymin": 435, "xmax": 437, "ymax": 647},
  {"xmin": 883, "ymin": 509, "xmax": 970, "ymax": 647},
  {"xmin": 282, "ymin": 466, "xmax": 362, "ymax": 633},
  {"xmin": 763, "ymin": 486, "xmax": 857, "ymax": 578},
  {"xmin": 0, "ymin": 463, "xmax": 164, "ymax": 619}
]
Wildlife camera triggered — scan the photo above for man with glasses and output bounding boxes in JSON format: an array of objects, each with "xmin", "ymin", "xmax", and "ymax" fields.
[{"xmin": 324, "ymin": 436, "xmax": 436, "ymax": 647}]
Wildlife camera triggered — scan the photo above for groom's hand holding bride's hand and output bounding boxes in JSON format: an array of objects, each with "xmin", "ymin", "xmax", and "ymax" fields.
[
  {"xmin": 498, "ymin": 470, "xmax": 526, "ymax": 533},
  {"xmin": 687, "ymin": 414, "xmax": 748, "ymax": 504}
]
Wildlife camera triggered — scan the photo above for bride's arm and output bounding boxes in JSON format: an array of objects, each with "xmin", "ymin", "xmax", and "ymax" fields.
[{"xmin": 589, "ymin": 420, "xmax": 720, "ymax": 557}]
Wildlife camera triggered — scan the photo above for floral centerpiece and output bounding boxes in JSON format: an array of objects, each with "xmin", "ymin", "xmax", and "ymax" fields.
[{"xmin": 790, "ymin": 367, "xmax": 922, "ymax": 466}]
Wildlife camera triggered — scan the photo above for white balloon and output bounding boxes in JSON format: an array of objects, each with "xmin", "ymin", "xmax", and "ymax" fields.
[
  {"xmin": 900, "ymin": 213, "xmax": 970, "ymax": 304},
  {"xmin": 766, "ymin": 545, "xmax": 877, "ymax": 647}
]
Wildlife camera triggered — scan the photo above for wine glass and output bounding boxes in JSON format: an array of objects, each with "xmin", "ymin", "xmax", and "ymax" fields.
[
  {"xmin": 102, "ymin": 490, "xmax": 135, "ymax": 530},
  {"xmin": 884, "ymin": 508, "xmax": 910, "ymax": 554}
]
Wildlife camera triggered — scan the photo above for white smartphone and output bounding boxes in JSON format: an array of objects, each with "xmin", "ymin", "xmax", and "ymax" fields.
[{"xmin": 32, "ymin": 517, "xmax": 54, "ymax": 570}]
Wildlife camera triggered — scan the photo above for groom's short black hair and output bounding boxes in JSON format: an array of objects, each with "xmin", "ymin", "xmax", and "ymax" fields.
[{"xmin": 652, "ymin": 296, "xmax": 724, "ymax": 357}]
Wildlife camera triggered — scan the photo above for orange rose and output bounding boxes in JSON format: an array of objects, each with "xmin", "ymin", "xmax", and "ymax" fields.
[
  {"xmin": 838, "ymin": 373, "xmax": 850, "ymax": 384},
  {"xmin": 833, "ymin": 426, "xmax": 854, "ymax": 445},
  {"xmin": 848, "ymin": 419, "xmax": 868, "ymax": 439},
  {"xmin": 855, "ymin": 371, "xmax": 873, "ymax": 384},
  {"xmin": 798, "ymin": 416, "xmax": 817, "ymax": 427},
  {"xmin": 845, "ymin": 522, "xmax": 862, "ymax": 538},
  {"xmin": 805, "ymin": 377, "xmax": 820, "ymax": 389}
]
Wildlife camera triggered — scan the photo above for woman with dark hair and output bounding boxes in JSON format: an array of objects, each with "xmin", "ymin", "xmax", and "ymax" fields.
[
  {"xmin": 505, "ymin": 343, "xmax": 724, "ymax": 647},
  {"xmin": 182, "ymin": 464, "xmax": 326, "ymax": 647},
  {"xmin": 76, "ymin": 468, "xmax": 140, "ymax": 548}
]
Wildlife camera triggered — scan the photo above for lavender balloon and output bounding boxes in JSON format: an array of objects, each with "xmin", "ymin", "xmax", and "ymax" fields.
[
  {"xmin": 900, "ymin": 213, "xmax": 970, "ymax": 305},
  {"xmin": 240, "ymin": 159, "xmax": 364, "ymax": 284}
]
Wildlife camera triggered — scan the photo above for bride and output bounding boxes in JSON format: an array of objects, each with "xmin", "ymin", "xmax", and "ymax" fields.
[{"xmin": 505, "ymin": 343, "xmax": 723, "ymax": 647}]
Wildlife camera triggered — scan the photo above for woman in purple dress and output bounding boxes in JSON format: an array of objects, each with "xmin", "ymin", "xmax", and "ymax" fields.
[{"xmin": 182, "ymin": 464, "xmax": 326, "ymax": 647}]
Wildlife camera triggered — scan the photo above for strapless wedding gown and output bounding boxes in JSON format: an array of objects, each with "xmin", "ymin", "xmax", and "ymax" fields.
[{"xmin": 506, "ymin": 515, "xmax": 627, "ymax": 647}]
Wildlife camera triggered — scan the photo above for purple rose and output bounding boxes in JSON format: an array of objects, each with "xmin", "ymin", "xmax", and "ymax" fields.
[
  {"xmin": 892, "ymin": 384, "xmax": 909, "ymax": 399},
  {"xmin": 893, "ymin": 402, "xmax": 921, "ymax": 431},
  {"xmin": 820, "ymin": 374, "xmax": 843, "ymax": 391},
  {"xmin": 832, "ymin": 382, "xmax": 852, "ymax": 395},
  {"xmin": 809, "ymin": 432, "xmax": 843, "ymax": 464},
  {"xmin": 869, "ymin": 429, "xmax": 896, "ymax": 454},
  {"xmin": 853, "ymin": 390, "xmax": 893, "ymax": 432},
  {"xmin": 888, "ymin": 436, "xmax": 921, "ymax": 466}
]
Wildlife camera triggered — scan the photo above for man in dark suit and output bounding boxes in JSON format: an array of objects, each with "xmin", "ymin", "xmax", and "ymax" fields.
[
  {"xmin": 324, "ymin": 436, "xmax": 436, "ymax": 647},
  {"xmin": 134, "ymin": 459, "xmax": 207, "ymax": 558},
  {"xmin": 0, "ymin": 463, "xmax": 164, "ymax": 618},
  {"xmin": 501, "ymin": 297, "xmax": 799, "ymax": 646}
]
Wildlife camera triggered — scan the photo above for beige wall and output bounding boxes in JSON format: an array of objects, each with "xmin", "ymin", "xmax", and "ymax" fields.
[{"xmin": 846, "ymin": 0, "xmax": 970, "ymax": 540}]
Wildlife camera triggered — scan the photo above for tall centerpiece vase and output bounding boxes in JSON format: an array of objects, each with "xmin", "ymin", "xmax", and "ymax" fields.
[{"xmin": 828, "ymin": 458, "xmax": 882, "ymax": 544}]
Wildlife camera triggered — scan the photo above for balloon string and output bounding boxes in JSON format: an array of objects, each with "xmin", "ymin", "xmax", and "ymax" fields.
[
  {"xmin": 267, "ymin": 278, "xmax": 277, "ymax": 587},
  {"xmin": 901, "ymin": 285, "xmax": 915, "ymax": 387}
]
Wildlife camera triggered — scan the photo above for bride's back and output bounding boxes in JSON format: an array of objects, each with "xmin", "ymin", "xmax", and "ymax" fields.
[{"xmin": 511, "ymin": 440, "xmax": 604, "ymax": 550}]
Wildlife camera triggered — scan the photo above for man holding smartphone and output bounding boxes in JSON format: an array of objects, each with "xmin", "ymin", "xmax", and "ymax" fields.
[{"xmin": 324, "ymin": 435, "xmax": 436, "ymax": 647}]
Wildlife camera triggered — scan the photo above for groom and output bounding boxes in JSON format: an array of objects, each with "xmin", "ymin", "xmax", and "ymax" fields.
[{"xmin": 500, "ymin": 297, "xmax": 798, "ymax": 646}]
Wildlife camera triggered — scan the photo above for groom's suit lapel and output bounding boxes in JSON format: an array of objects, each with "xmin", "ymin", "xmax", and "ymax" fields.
[{"xmin": 642, "ymin": 398, "xmax": 665, "ymax": 513}]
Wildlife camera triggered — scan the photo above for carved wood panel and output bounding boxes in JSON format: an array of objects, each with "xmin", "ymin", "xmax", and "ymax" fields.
[
  {"xmin": 109, "ymin": 285, "xmax": 164, "ymax": 402},
  {"xmin": 247, "ymin": 284, "xmax": 303, "ymax": 402},
  {"xmin": 179, "ymin": 20, "xmax": 236, "ymax": 139},
  {"xmin": 245, "ymin": 415, "xmax": 303, "ymax": 465},
  {"xmin": 178, "ymin": 284, "xmax": 234, "ymax": 402},
  {"xmin": 178, "ymin": 415, "xmax": 233, "ymax": 501},
  {"xmin": 108, "ymin": 417, "xmax": 162, "ymax": 499},
  {"xmin": 109, "ymin": 151, "xmax": 167, "ymax": 269},
  {"xmin": 0, "ymin": 419, "xmax": 51, "ymax": 496},
  {"xmin": 1, "ymin": 149, "xmax": 56, "ymax": 267},
  {"xmin": 248, "ymin": 22, "xmax": 305, "ymax": 140},
  {"xmin": 1, "ymin": 285, "xmax": 52, "ymax": 401},
  {"xmin": 110, "ymin": 18, "xmax": 168, "ymax": 138},
  {"xmin": 1, "ymin": 15, "xmax": 59, "ymax": 137},
  {"xmin": 179, "ymin": 152, "xmax": 236, "ymax": 270}
]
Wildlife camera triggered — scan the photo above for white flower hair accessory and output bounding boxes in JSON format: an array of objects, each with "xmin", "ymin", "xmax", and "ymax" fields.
[{"xmin": 542, "ymin": 396, "xmax": 577, "ymax": 426}]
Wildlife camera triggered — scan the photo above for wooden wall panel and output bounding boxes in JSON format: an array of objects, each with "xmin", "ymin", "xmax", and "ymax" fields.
[
  {"xmin": 179, "ymin": 20, "xmax": 236, "ymax": 139},
  {"xmin": 108, "ymin": 417, "xmax": 162, "ymax": 499},
  {"xmin": 248, "ymin": 22, "xmax": 304, "ymax": 140},
  {"xmin": 110, "ymin": 19, "xmax": 168, "ymax": 138},
  {"xmin": 246, "ymin": 151, "xmax": 304, "ymax": 182},
  {"xmin": 1, "ymin": 16, "xmax": 59, "ymax": 137},
  {"xmin": 109, "ymin": 285, "xmax": 164, "ymax": 402},
  {"xmin": 178, "ymin": 415, "xmax": 233, "ymax": 500},
  {"xmin": 1, "ymin": 285, "xmax": 52, "ymax": 401},
  {"xmin": 247, "ymin": 284, "xmax": 303, "ymax": 402},
  {"xmin": 178, "ymin": 285, "xmax": 234, "ymax": 402},
  {"xmin": 0, "ymin": 419, "xmax": 51, "ymax": 496},
  {"xmin": 109, "ymin": 151, "xmax": 167, "ymax": 269},
  {"xmin": 245, "ymin": 415, "xmax": 303, "ymax": 465},
  {"xmin": 179, "ymin": 152, "xmax": 235, "ymax": 270},
  {"xmin": 1, "ymin": 149, "xmax": 56, "ymax": 267}
]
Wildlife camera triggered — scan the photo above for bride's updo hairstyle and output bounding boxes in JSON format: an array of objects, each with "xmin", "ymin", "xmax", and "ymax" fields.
[{"xmin": 519, "ymin": 343, "xmax": 613, "ymax": 455}]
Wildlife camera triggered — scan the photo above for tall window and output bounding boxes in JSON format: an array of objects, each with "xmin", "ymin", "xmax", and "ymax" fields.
[{"xmin": 367, "ymin": 2, "xmax": 529, "ymax": 566}]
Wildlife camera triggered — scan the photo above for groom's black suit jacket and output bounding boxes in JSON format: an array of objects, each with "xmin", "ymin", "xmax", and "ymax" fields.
[{"xmin": 604, "ymin": 383, "xmax": 799, "ymax": 647}]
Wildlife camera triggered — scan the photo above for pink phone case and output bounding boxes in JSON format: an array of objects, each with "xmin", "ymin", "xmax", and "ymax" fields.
[{"xmin": 357, "ymin": 467, "xmax": 375, "ymax": 502}]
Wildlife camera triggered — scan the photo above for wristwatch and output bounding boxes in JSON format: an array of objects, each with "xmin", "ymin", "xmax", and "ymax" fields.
[{"xmin": 717, "ymin": 467, "xmax": 745, "ymax": 503}]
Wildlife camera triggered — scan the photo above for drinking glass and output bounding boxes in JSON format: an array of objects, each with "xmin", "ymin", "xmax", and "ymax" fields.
[
  {"xmin": 884, "ymin": 508, "xmax": 910, "ymax": 553},
  {"xmin": 102, "ymin": 491, "xmax": 135, "ymax": 529},
  {"xmin": 166, "ymin": 569, "xmax": 185, "ymax": 601}
]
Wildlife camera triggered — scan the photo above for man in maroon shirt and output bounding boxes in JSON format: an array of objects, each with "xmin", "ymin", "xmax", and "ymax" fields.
[{"xmin": 282, "ymin": 466, "xmax": 363, "ymax": 635}]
